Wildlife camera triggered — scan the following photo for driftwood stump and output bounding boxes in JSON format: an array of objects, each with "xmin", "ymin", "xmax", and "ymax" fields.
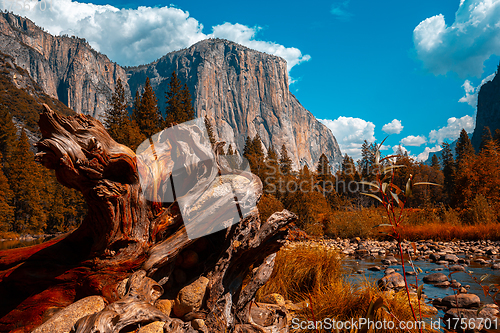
[{"xmin": 0, "ymin": 105, "xmax": 296, "ymax": 332}]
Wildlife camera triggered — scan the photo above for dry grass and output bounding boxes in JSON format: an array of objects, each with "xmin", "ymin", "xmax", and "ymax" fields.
[
  {"xmin": 0, "ymin": 231, "xmax": 19, "ymax": 240},
  {"xmin": 325, "ymin": 207, "xmax": 500, "ymax": 241},
  {"xmin": 258, "ymin": 243, "xmax": 439, "ymax": 332},
  {"xmin": 398, "ymin": 222, "xmax": 500, "ymax": 241}
]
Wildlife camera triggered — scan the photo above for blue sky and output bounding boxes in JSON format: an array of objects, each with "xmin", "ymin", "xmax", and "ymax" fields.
[{"xmin": 5, "ymin": 0, "xmax": 500, "ymax": 161}]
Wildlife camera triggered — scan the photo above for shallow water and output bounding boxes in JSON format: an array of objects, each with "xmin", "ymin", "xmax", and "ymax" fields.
[
  {"xmin": 343, "ymin": 255, "xmax": 500, "ymax": 331},
  {"xmin": 0, "ymin": 237, "xmax": 46, "ymax": 250}
]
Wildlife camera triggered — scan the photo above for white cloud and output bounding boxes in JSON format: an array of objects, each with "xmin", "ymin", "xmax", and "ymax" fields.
[
  {"xmin": 378, "ymin": 144, "xmax": 391, "ymax": 151},
  {"xmin": 392, "ymin": 145, "xmax": 408, "ymax": 155},
  {"xmin": 429, "ymin": 115, "xmax": 475, "ymax": 144},
  {"xmin": 413, "ymin": 0, "xmax": 500, "ymax": 77},
  {"xmin": 416, "ymin": 144, "xmax": 442, "ymax": 161},
  {"xmin": 400, "ymin": 135, "xmax": 427, "ymax": 147},
  {"xmin": 382, "ymin": 119, "xmax": 404, "ymax": 134},
  {"xmin": 331, "ymin": 0, "xmax": 353, "ymax": 21},
  {"xmin": 459, "ymin": 73, "xmax": 496, "ymax": 108},
  {"xmin": 212, "ymin": 23, "xmax": 311, "ymax": 71},
  {"xmin": 7, "ymin": 0, "xmax": 310, "ymax": 71},
  {"xmin": 319, "ymin": 116, "xmax": 375, "ymax": 161}
]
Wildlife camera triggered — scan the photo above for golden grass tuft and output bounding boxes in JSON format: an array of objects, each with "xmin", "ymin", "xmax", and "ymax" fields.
[{"xmin": 258, "ymin": 243, "xmax": 439, "ymax": 332}]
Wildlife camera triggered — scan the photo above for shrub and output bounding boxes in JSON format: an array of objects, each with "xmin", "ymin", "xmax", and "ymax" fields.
[{"xmin": 461, "ymin": 194, "xmax": 497, "ymax": 225}]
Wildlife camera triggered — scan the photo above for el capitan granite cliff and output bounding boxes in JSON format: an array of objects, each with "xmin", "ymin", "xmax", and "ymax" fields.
[
  {"xmin": 127, "ymin": 39, "xmax": 341, "ymax": 169},
  {"xmin": 0, "ymin": 12, "xmax": 341, "ymax": 169}
]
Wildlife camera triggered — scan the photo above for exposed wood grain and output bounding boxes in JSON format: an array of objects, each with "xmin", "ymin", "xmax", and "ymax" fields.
[{"xmin": 0, "ymin": 105, "xmax": 296, "ymax": 332}]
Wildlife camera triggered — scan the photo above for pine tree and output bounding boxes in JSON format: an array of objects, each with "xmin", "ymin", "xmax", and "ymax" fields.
[
  {"xmin": 360, "ymin": 140, "xmax": 376, "ymax": 180},
  {"xmin": 0, "ymin": 106, "xmax": 17, "ymax": 163},
  {"xmin": 243, "ymin": 136, "xmax": 252, "ymax": 158},
  {"xmin": 104, "ymin": 78, "xmax": 128, "ymax": 139},
  {"xmin": 0, "ymin": 151, "xmax": 13, "ymax": 232},
  {"xmin": 9, "ymin": 130, "xmax": 47, "ymax": 233},
  {"xmin": 132, "ymin": 77, "xmax": 162, "ymax": 138},
  {"xmin": 105, "ymin": 80, "xmax": 145, "ymax": 150},
  {"xmin": 494, "ymin": 129, "xmax": 500, "ymax": 145},
  {"xmin": 431, "ymin": 154, "xmax": 440, "ymax": 171},
  {"xmin": 204, "ymin": 116, "xmax": 216, "ymax": 148},
  {"xmin": 250, "ymin": 135, "xmax": 265, "ymax": 161},
  {"xmin": 455, "ymin": 129, "xmax": 475, "ymax": 168},
  {"xmin": 180, "ymin": 83, "xmax": 195, "ymax": 122},
  {"xmin": 479, "ymin": 126, "xmax": 493, "ymax": 152},
  {"xmin": 454, "ymin": 129, "xmax": 476, "ymax": 208},
  {"xmin": 164, "ymin": 72, "xmax": 195, "ymax": 127},
  {"xmin": 316, "ymin": 154, "xmax": 331, "ymax": 178},
  {"xmin": 338, "ymin": 153, "xmax": 356, "ymax": 197},
  {"xmin": 316, "ymin": 153, "xmax": 333, "ymax": 190},
  {"xmin": 244, "ymin": 135, "xmax": 265, "ymax": 179},
  {"xmin": 279, "ymin": 144, "xmax": 292, "ymax": 176},
  {"xmin": 263, "ymin": 145, "xmax": 279, "ymax": 194},
  {"xmin": 440, "ymin": 142, "xmax": 455, "ymax": 203}
]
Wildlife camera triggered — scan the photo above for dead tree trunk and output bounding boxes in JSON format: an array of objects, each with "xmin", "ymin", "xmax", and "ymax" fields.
[{"xmin": 0, "ymin": 105, "xmax": 296, "ymax": 333}]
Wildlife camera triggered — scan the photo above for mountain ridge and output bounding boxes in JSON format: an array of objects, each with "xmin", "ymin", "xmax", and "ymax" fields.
[
  {"xmin": 0, "ymin": 12, "xmax": 128, "ymax": 119},
  {"xmin": 0, "ymin": 13, "xmax": 341, "ymax": 170},
  {"xmin": 471, "ymin": 66, "xmax": 500, "ymax": 151},
  {"xmin": 127, "ymin": 38, "xmax": 342, "ymax": 169}
]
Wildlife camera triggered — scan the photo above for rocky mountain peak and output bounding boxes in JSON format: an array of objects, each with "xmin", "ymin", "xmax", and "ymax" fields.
[
  {"xmin": 127, "ymin": 38, "xmax": 341, "ymax": 170},
  {"xmin": 471, "ymin": 65, "xmax": 500, "ymax": 151},
  {"xmin": 0, "ymin": 12, "xmax": 128, "ymax": 119},
  {"xmin": 0, "ymin": 13, "xmax": 341, "ymax": 170}
]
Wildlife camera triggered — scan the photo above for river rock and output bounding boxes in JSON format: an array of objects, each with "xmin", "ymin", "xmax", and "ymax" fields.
[
  {"xmin": 173, "ymin": 276, "xmax": 209, "ymax": 317},
  {"xmin": 486, "ymin": 248, "xmax": 498, "ymax": 255},
  {"xmin": 32, "ymin": 296, "xmax": 106, "ymax": 333},
  {"xmin": 443, "ymin": 254, "xmax": 459, "ymax": 263},
  {"xmin": 378, "ymin": 273, "xmax": 405, "ymax": 290},
  {"xmin": 449, "ymin": 265, "xmax": 465, "ymax": 272},
  {"xmin": 155, "ymin": 299, "xmax": 173, "ymax": 317},
  {"xmin": 137, "ymin": 321, "xmax": 165, "ymax": 333},
  {"xmin": 434, "ymin": 281, "xmax": 451, "ymax": 288},
  {"xmin": 443, "ymin": 307, "xmax": 499, "ymax": 331},
  {"xmin": 491, "ymin": 263, "xmax": 500, "ymax": 270},
  {"xmin": 368, "ymin": 266, "xmax": 382, "ymax": 271},
  {"xmin": 441, "ymin": 294, "xmax": 481, "ymax": 308},
  {"xmin": 384, "ymin": 268, "xmax": 395, "ymax": 275},
  {"xmin": 423, "ymin": 272, "xmax": 448, "ymax": 283},
  {"xmin": 192, "ymin": 319, "xmax": 205, "ymax": 330}
]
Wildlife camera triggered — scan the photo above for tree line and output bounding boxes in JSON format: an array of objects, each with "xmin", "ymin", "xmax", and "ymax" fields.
[
  {"xmin": 104, "ymin": 72, "xmax": 194, "ymax": 150},
  {"xmin": 0, "ymin": 71, "xmax": 195, "ymax": 236},
  {"xmin": 238, "ymin": 127, "xmax": 500, "ymax": 235},
  {"xmin": 2, "ymin": 67, "xmax": 498, "ymax": 236}
]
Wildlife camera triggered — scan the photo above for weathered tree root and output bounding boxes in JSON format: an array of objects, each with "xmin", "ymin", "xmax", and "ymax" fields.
[{"xmin": 0, "ymin": 105, "xmax": 296, "ymax": 332}]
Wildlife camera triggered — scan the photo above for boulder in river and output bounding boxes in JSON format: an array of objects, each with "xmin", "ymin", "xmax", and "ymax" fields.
[
  {"xmin": 423, "ymin": 272, "xmax": 448, "ymax": 283},
  {"xmin": 443, "ymin": 307, "xmax": 499, "ymax": 331},
  {"xmin": 378, "ymin": 273, "xmax": 405, "ymax": 290},
  {"xmin": 441, "ymin": 294, "xmax": 480, "ymax": 308}
]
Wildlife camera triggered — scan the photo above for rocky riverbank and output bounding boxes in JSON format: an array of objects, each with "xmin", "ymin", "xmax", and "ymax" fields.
[{"xmin": 286, "ymin": 238, "xmax": 500, "ymax": 332}]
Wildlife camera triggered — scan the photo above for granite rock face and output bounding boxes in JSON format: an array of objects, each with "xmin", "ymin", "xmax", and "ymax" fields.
[
  {"xmin": 472, "ymin": 66, "xmax": 500, "ymax": 151},
  {"xmin": 1, "ymin": 13, "xmax": 341, "ymax": 169},
  {"xmin": 0, "ymin": 12, "xmax": 128, "ymax": 119},
  {"xmin": 127, "ymin": 39, "xmax": 342, "ymax": 170}
]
